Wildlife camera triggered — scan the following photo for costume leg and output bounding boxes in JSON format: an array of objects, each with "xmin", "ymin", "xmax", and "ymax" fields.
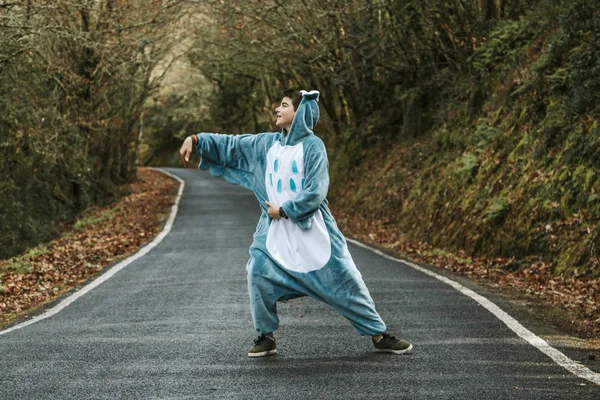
[
  {"xmin": 247, "ymin": 252, "xmax": 306, "ymax": 334},
  {"xmin": 323, "ymin": 277, "xmax": 387, "ymax": 336},
  {"xmin": 307, "ymin": 261, "xmax": 386, "ymax": 336},
  {"xmin": 247, "ymin": 257, "xmax": 280, "ymax": 334}
]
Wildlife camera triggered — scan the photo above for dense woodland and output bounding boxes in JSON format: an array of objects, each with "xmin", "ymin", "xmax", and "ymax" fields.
[
  {"xmin": 2, "ymin": 0, "xmax": 600, "ymax": 278},
  {"xmin": 0, "ymin": 0, "xmax": 188, "ymax": 258}
]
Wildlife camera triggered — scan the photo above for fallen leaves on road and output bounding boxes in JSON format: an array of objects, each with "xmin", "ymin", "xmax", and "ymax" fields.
[{"xmin": 0, "ymin": 168, "xmax": 179, "ymax": 328}]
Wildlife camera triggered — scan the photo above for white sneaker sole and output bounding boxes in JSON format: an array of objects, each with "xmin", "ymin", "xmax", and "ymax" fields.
[
  {"xmin": 248, "ymin": 349, "xmax": 277, "ymax": 358},
  {"xmin": 374, "ymin": 343, "xmax": 413, "ymax": 355}
]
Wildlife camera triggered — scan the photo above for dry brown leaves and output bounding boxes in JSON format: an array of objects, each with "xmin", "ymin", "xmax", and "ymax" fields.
[
  {"xmin": 335, "ymin": 209, "xmax": 600, "ymax": 341},
  {"xmin": 0, "ymin": 168, "xmax": 179, "ymax": 327}
]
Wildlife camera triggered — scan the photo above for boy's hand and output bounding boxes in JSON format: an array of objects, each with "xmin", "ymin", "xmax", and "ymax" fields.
[
  {"xmin": 265, "ymin": 201, "xmax": 280, "ymax": 219},
  {"xmin": 179, "ymin": 136, "xmax": 193, "ymax": 168}
]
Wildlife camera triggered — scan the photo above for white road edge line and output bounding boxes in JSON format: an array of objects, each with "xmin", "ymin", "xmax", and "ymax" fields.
[
  {"xmin": 0, "ymin": 168, "xmax": 184, "ymax": 337},
  {"xmin": 1, "ymin": 170, "xmax": 598, "ymax": 386},
  {"xmin": 347, "ymin": 238, "xmax": 600, "ymax": 386}
]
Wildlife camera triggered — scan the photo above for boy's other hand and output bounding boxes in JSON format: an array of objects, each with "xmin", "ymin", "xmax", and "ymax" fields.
[{"xmin": 265, "ymin": 201, "xmax": 281, "ymax": 219}]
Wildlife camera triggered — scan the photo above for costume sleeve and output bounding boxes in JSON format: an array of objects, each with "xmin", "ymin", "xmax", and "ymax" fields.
[
  {"xmin": 194, "ymin": 132, "xmax": 264, "ymax": 191},
  {"xmin": 281, "ymin": 150, "xmax": 329, "ymax": 229}
]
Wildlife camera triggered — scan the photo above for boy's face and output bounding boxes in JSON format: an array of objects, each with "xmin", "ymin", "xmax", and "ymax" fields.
[{"xmin": 275, "ymin": 96, "xmax": 295, "ymax": 131}]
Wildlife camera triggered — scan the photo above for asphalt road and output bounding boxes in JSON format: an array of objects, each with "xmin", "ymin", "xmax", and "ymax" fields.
[{"xmin": 1, "ymin": 168, "xmax": 599, "ymax": 399}]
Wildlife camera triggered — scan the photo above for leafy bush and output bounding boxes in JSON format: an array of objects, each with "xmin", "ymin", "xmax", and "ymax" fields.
[{"xmin": 486, "ymin": 197, "xmax": 511, "ymax": 223}]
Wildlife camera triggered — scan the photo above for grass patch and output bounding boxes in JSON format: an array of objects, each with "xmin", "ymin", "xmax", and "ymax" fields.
[
  {"xmin": 424, "ymin": 248, "xmax": 473, "ymax": 265},
  {"xmin": 73, "ymin": 207, "xmax": 119, "ymax": 230},
  {"xmin": 0, "ymin": 245, "xmax": 49, "ymax": 275}
]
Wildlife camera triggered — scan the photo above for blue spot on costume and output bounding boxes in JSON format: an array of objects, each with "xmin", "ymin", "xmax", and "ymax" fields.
[{"xmin": 193, "ymin": 91, "xmax": 386, "ymax": 336}]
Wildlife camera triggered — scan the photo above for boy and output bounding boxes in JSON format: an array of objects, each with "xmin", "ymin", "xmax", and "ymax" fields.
[{"xmin": 180, "ymin": 90, "xmax": 412, "ymax": 357}]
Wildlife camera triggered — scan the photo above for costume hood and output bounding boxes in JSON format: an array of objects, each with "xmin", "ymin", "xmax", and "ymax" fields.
[{"xmin": 282, "ymin": 90, "xmax": 320, "ymax": 146}]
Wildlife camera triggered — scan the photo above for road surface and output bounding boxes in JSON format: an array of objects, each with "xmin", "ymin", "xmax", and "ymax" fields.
[{"xmin": 1, "ymin": 168, "xmax": 598, "ymax": 399}]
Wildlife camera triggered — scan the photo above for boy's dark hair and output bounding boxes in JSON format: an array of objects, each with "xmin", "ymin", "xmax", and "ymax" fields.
[{"xmin": 283, "ymin": 89, "xmax": 302, "ymax": 111}]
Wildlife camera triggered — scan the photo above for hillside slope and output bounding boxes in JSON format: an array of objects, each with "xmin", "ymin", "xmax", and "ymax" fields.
[
  {"xmin": 326, "ymin": 3, "xmax": 600, "ymax": 337},
  {"xmin": 330, "ymin": 4, "xmax": 600, "ymax": 279}
]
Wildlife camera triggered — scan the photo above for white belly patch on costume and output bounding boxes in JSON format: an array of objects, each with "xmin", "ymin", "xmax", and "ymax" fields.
[{"xmin": 265, "ymin": 142, "xmax": 331, "ymax": 273}]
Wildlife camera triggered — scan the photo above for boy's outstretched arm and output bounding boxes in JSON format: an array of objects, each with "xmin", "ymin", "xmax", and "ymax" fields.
[{"xmin": 177, "ymin": 132, "xmax": 270, "ymax": 192}]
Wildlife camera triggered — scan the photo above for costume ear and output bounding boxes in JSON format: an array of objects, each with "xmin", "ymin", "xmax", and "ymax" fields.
[{"xmin": 300, "ymin": 90, "xmax": 320, "ymax": 101}]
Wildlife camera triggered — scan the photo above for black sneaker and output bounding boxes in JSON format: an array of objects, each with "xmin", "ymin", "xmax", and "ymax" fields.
[
  {"xmin": 373, "ymin": 333, "xmax": 412, "ymax": 354},
  {"xmin": 248, "ymin": 335, "xmax": 277, "ymax": 357}
]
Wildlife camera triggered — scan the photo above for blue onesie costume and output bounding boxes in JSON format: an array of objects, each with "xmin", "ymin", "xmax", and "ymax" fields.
[{"xmin": 194, "ymin": 90, "xmax": 386, "ymax": 336}]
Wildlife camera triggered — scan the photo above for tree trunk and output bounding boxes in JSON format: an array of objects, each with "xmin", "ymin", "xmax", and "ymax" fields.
[
  {"xmin": 133, "ymin": 111, "xmax": 144, "ymax": 170},
  {"xmin": 480, "ymin": 0, "xmax": 500, "ymax": 20}
]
